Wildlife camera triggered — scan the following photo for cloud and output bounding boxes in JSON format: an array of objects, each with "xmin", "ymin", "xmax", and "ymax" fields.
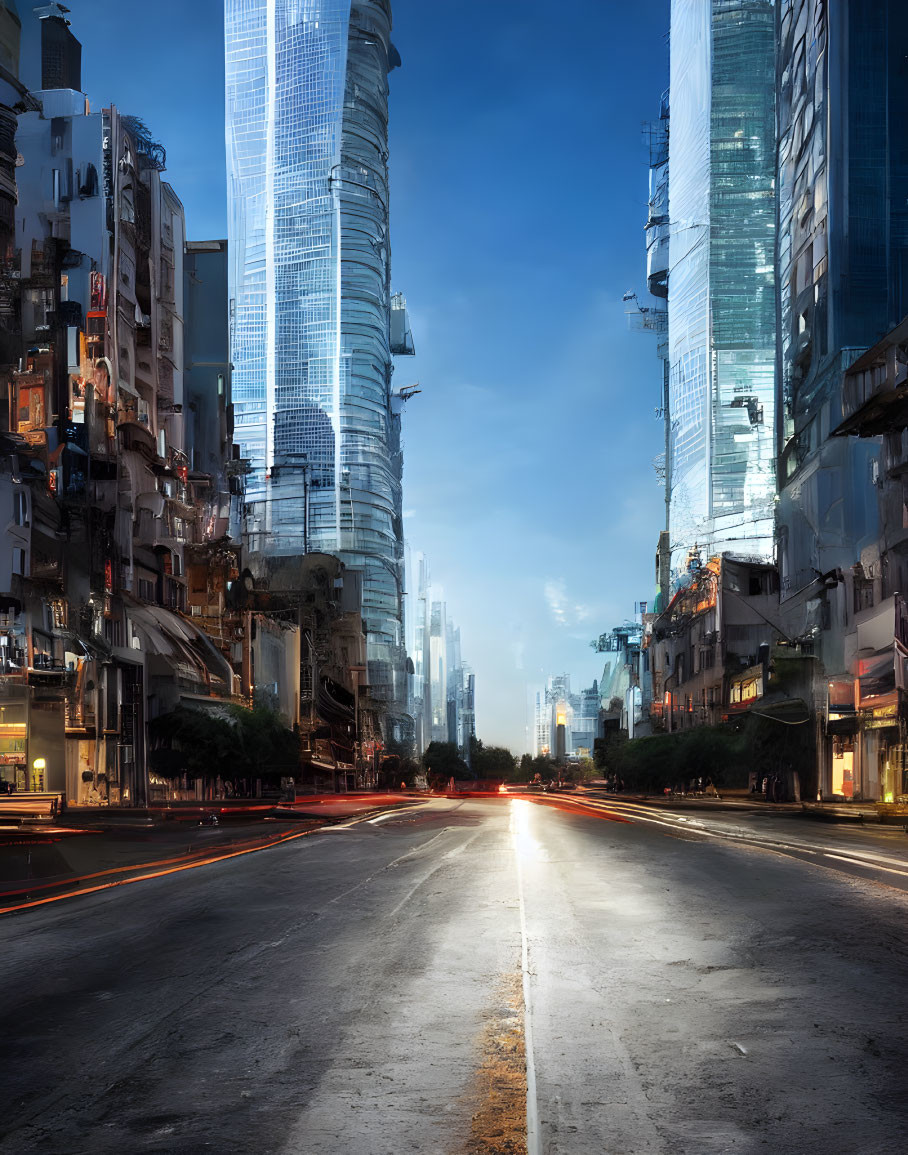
[
  {"xmin": 544, "ymin": 579, "xmax": 592, "ymax": 628},
  {"xmin": 402, "ymin": 509, "xmax": 417, "ymax": 519}
]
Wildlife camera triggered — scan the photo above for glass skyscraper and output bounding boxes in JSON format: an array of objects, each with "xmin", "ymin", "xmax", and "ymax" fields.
[
  {"xmin": 667, "ymin": 0, "xmax": 776, "ymax": 574},
  {"xmin": 225, "ymin": 0, "xmax": 411, "ymax": 737}
]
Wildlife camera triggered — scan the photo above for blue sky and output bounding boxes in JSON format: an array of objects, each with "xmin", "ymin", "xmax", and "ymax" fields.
[{"xmin": 74, "ymin": 0, "xmax": 670, "ymax": 753}]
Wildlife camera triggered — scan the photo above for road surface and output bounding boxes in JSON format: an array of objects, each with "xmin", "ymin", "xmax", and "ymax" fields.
[{"xmin": 2, "ymin": 796, "xmax": 908, "ymax": 1154}]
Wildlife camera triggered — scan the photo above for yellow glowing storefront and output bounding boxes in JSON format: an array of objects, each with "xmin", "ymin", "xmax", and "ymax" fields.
[{"xmin": 0, "ymin": 719, "xmax": 27, "ymax": 791}]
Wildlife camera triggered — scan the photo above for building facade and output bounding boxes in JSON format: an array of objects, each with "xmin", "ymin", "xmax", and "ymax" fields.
[
  {"xmin": 667, "ymin": 0, "xmax": 776, "ymax": 573},
  {"xmin": 225, "ymin": 0, "xmax": 413, "ymax": 745},
  {"xmin": 776, "ymin": 0, "xmax": 908, "ymax": 801}
]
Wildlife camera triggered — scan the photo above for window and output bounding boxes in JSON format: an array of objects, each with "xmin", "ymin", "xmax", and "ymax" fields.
[
  {"xmin": 13, "ymin": 490, "xmax": 29, "ymax": 527},
  {"xmin": 854, "ymin": 579, "xmax": 875, "ymax": 613},
  {"xmin": 11, "ymin": 548, "xmax": 26, "ymax": 576},
  {"xmin": 103, "ymin": 618, "xmax": 123, "ymax": 647}
]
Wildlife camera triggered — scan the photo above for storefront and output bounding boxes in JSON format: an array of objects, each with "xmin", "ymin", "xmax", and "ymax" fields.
[
  {"xmin": 0, "ymin": 714, "xmax": 27, "ymax": 792},
  {"xmin": 855, "ymin": 648, "xmax": 902, "ymax": 801},
  {"xmin": 826, "ymin": 678, "xmax": 858, "ymax": 799}
]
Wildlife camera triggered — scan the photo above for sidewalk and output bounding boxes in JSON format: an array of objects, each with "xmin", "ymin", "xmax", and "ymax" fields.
[{"xmin": 0, "ymin": 792, "xmax": 421, "ymax": 912}]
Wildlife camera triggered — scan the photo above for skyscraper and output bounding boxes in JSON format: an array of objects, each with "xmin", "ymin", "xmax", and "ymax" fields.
[
  {"xmin": 225, "ymin": 0, "xmax": 413, "ymax": 740},
  {"xmin": 667, "ymin": 0, "xmax": 776, "ymax": 573}
]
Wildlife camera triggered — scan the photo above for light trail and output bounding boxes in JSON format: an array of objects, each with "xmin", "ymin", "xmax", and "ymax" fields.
[{"xmin": 0, "ymin": 826, "xmax": 322, "ymax": 917}]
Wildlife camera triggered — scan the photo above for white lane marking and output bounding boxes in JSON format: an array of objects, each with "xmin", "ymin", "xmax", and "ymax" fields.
[
  {"xmin": 510, "ymin": 802, "xmax": 540, "ymax": 1155},
  {"xmin": 316, "ymin": 799, "xmax": 440, "ymax": 833},
  {"xmin": 823, "ymin": 852, "xmax": 908, "ymax": 878}
]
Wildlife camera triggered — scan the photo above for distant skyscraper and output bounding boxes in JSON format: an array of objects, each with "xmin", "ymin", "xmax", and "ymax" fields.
[
  {"xmin": 404, "ymin": 557, "xmax": 474, "ymax": 758},
  {"xmin": 667, "ymin": 0, "xmax": 776, "ymax": 572},
  {"xmin": 225, "ymin": 0, "xmax": 414, "ymax": 739},
  {"xmin": 429, "ymin": 600, "xmax": 447, "ymax": 743},
  {"xmin": 534, "ymin": 692, "xmax": 548, "ymax": 757}
]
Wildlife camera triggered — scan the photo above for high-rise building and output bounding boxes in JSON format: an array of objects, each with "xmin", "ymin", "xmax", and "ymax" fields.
[
  {"xmin": 777, "ymin": 0, "xmax": 908, "ymax": 598},
  {"xmin": 428, "ymin": 599, "xmax": 447, "ymax": 744},
  {"xmin": 775, "ymin": 0, "xmax": 908, "ymax": 802},
  {"xmin": 667, "ymin": 0, "xmax": 776, "ymax": 573},
  {"xmin": 225, "ymin": 0, "xmax": 413, "ymax": 742}
]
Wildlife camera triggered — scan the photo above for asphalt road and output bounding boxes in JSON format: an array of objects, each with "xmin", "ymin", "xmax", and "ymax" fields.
[{"xmin": 2, "ymin": 796, "xmax": 908, "ymax": 1154}]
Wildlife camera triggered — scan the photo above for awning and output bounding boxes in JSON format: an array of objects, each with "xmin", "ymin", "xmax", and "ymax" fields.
[
  {"xmin": 316, "ymin": 676, "xmax": 355, "ymax": 724},
  {"xmin": 731, "ymin": 696, "xmax": 812, "ymax": 725},
  {"xmin": 125, "ymin": 601, "xmax": 234, "ymax": 692}
]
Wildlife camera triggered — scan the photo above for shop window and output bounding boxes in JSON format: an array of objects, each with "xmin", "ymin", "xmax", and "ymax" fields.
[{"xmin": 831, "ymin": 737, "xmax": 854, "ymax": 799}]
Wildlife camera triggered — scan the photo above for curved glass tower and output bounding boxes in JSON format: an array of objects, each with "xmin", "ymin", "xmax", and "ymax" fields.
[{"xmin": 225, "ymin": 0, "xmax": 409, "ymax": 736}]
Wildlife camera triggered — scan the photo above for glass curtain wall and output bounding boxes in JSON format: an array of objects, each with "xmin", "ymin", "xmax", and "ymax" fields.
[
  {"xmin": 226, "ymin": 0, "xmax": 408, "ymax": 736},
  {"xmin": 668, "ymin": 0, "xmax": 711, "ymax": 569},
  {"xmin": 668, "ymin": 0, "xmax": 776, "ymax": 576}
]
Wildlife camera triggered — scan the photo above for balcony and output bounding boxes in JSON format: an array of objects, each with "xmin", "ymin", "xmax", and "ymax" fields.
[
  {"xmin": 0, "ymin": 647, "xmax": 27, "ymax": 676},
  {"xmin": 65, "ymin": 701, "xmax": 97, "ymax": 732},
  {"xmin": 28, "ymin": 652, "xmax": 73, "ymax": 684},
  {"xmin": 117, "ymin": 405, "xmax": 157, "ymax": 457},
  {"xmin": 645, "ymin": 221, "xmax": 669, "ymax": 298},
  {"xmin": 835, "ymin": 317, "xmax": 908, "ymax": 437},
  {"xmin": 389, "ymin": 293, "xmax": 415, "ymax": 355}
]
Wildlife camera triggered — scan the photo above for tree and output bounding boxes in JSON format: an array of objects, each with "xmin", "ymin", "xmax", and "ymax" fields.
[
  {"xmin": 607, "ymin": 725, "xmax": 747, "ymax": 794},
  {"xmin": 422, "ymin": 741, "xmax": 468, "ymax": 790},
  {"xmin": 516, "ymin": 753, "xmax": 557, "ymax": 783},
  {"xmin": 470, "ymin": 738, "xmax": 516, "ymax": 781},
  {"xmin": 226, "ymin": 704, "xmax": 301, "ymax": 780},
  {"xmin": 149, "ymin": 704, "xmax": 300, "ymax": 785}
]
